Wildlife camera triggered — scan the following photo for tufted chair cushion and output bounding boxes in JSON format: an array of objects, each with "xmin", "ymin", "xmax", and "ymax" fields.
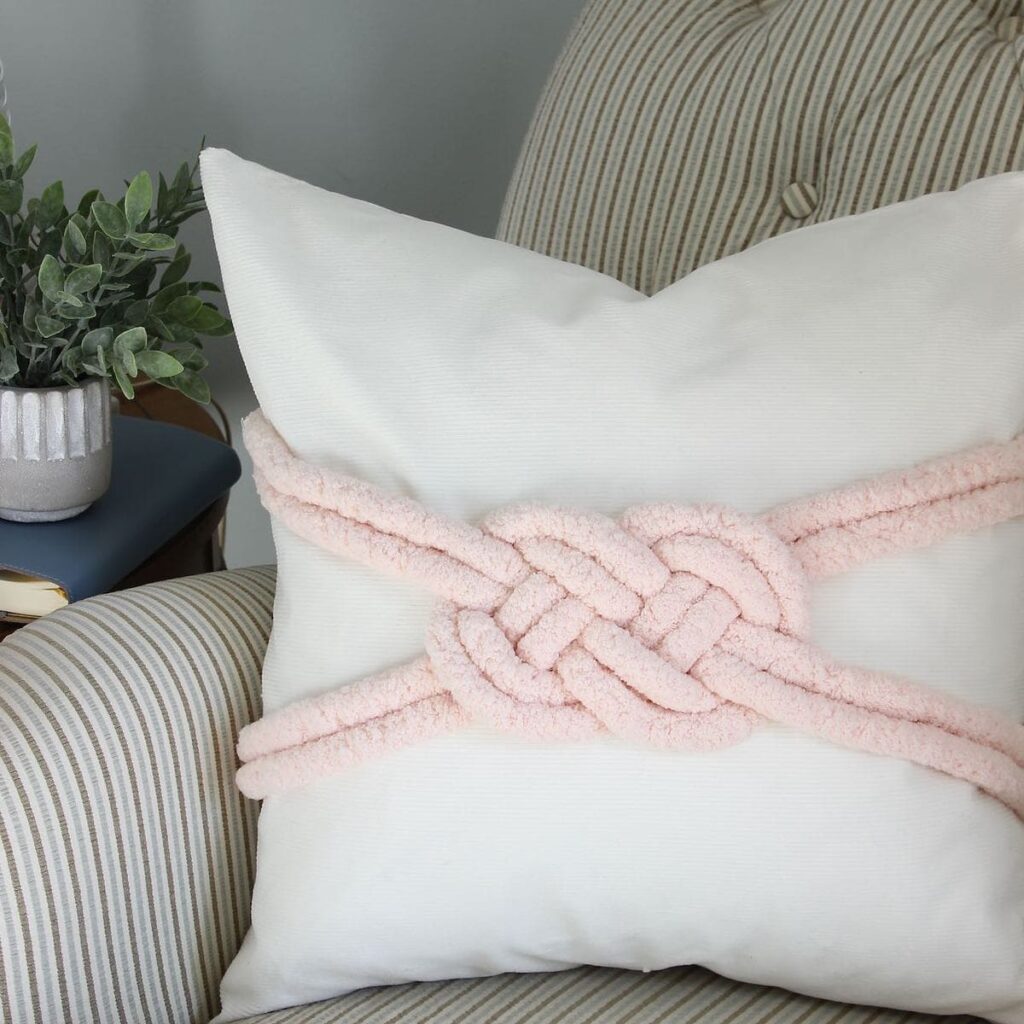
[{"xmin": 497, "ymin": 0, "xmax": 1024, "ymax": 294}]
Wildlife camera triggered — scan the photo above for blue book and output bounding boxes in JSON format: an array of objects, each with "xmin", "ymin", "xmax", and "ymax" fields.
[{"xmin": 0, "ymin": 415, "xmax": 240, "ymax": 615}]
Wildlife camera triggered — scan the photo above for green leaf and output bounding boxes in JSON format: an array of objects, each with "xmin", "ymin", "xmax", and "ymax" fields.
[
  {"xmin": 110, "ymin": 255, "xmax": 145, "ymax": 278},
  {"xmin": 119, "ymin": 301, "xmax": 146, "ymax": 327},
  {"xmin": 61, "ymin": 344, "xmax": 83, "ymax": 370},
  {"xmin": 171, "ymin": 367, "xmax": 210, "ymax": 404},
  {"xmin": 112, "ymin": 360, "xmax": 135, "ymax": 400},
  {"xmin": 95, "ymin": 283, "xmax": 132, "ymax": 299},
  {"xmin": 22, "ymin": 297, "xmax": 39, "ymax": 332},
  {"xmin": 201, "ymin": 316, "xmax": 233, "ymax": 338},
  {"xmin": 113, "ymin": 326, "xmax": 147, "ymax": 354},
  {"xmin": 135, "ymin": 349, "xmax": 183, "ymax": 379},
  {"xmin": 0, "ymin": 179, "xmax": 23, "ymax": 215},
  {"xmin": 145, "ymin": 315, "xmax": 174, "ymax": 342},
  {"xmin": 92, "ymin": 230, "xmax": 112, "ymax": 269},
  {"xmin": 160, "ymin": 248, "xmax": 191, "ymax": 288},
  {"xmin": 63, "ymin": 220, "xmax": 88, "ymax": 259},
  {"xmin": 172, "ymin": 161, "xmax": 191, "ymax": 200},
  {"xmin": 36, "ymin": 230, "xmax": 63, "ymax": 262},
  {"xmin": 0, "ymin": 115, "xmax": 12, "ymax": 167},
  {"xmin": 15, "ymin": 214, "xmax": 33, "ymax": 247},
  {"xmin": 0, "ymin": 347, "xmax": 19, "ymax": 382},
  {"xmin": 37, "ymin": 181, "xmax": 65, "ymax": 229},
  {"xmin": 189, "ymin": 305, "xmax": 228, "ymax": 334},
  {"xmin": 77, "ymin": 188, "xmax": 101, "ymax": 219},
  {"xmin": 167, "ymin": 322, "xmax": 196, "ymax": 345},
  {"xmin": 151, "ymin": 281, "xmax": 190, "ymax": 312},
  {"xmin": 91, "ymin": 200, "xmax": 128, "ymax": 240},
  {"xmin": 124, "ymin": 170, "xmax": 152, "ymax": 228},
  {"xmin": 156, "ymin": 172, "xmax": 169, "ymax": 217},
  {"xmin": 35, "ymin": 315, "xmax": 66, "ymax": 338},
  {"xmin": 56, "ymin": 301, "xmax": 96, "ymax": 320},
  {"xmin": 64, "ymin": 263, "xmax": 103, "ymax": 294},
  {"xmin": 174, "ymin": 345, "xmax": 209, "ymax": 372},
  {"xmin": 123, "ymin": 266, "xmax": 157, "ymax": 296},
  {"xmin": 53, "ymin": 290, "xmax": 83, "ymax": 308},
  {"xmin": 82, "ymin": 327, "xmax": 113, "ymax": 355},
  {"xmin": 37, "ymin": 255, "xmax": 65, "ymax": 299},
  {"xmin": 12, "ymin": 143, "xmax": 37, "ymax": 179},
  {"xmin": 126, "ymin": 231, "xmax": 175, "ymax": 251},
  {"xmin": 166, "ymin": 295, "xmax": 203, "ymax": 323}
]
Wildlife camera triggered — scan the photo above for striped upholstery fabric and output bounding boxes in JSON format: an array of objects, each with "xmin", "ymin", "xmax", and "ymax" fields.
[
  {"xmin": 237, "ymin": 966, "xmax": 979, "ymax": 1024},
  {"xmin": 0, "ymin": 567, "xmax": 275, "ymax": 1024},
  {"xmin": 497, "ymin": 0, "xmax": 1024, "ymax": 294}
]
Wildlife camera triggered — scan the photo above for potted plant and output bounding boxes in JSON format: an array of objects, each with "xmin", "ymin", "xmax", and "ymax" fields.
[{"xmin": 0, "ymin": 114, "xmax": 231, "ymax": 521}]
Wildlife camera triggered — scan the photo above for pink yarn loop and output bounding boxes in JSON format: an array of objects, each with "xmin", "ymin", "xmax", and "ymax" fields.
[{"xmin": 237, "ymin": 412, "xmax": 1024, "ymax": 820}]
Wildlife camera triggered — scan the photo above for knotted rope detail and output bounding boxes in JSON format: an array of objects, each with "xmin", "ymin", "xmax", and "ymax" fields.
[{"xmin": 238, "ymin": 411, "xmax": 1024, "ymax": 819}]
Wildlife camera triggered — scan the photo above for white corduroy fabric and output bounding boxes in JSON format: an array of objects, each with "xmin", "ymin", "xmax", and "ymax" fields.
[{"xmin": 201, "ymin": 149, "xmax": 1024, "ymax": 1023}]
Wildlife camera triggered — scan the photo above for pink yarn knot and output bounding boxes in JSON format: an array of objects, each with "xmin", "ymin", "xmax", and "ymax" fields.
[
  {"xmin": 235, "ymin": 411, "xmax": 1024, "ymax": 818},
  {"xmin": 428, "ymin": 503, "xmax": 809, "ymax": 748}
]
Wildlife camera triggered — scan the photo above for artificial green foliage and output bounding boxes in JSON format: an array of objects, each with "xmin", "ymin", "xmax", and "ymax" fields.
[{"xmin": 0, "ymin": 114, "xmax": 231, "ymax": 402}]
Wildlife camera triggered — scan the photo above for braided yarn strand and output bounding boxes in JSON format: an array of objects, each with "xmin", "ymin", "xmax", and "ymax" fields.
[{"xmin": 238, "ymin": 412, "xmax": 1024, "ymax": 818}]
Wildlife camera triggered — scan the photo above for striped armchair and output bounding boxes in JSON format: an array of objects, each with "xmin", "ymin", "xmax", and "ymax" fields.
[{"xmin": 2, "ymin": 2, "xmax": 1022, "ymax": 1022}]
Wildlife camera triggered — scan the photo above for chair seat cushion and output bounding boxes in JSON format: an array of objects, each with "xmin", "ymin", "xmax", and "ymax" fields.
[{"xmin": 233, "ymin": 966, "xmax": 978, "ymax": 1024}]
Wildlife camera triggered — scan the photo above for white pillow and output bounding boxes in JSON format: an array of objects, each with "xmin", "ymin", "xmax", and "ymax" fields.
[{"xmin": 200, "ymin": 148, "xmax": 1024, "ymax": 1023}]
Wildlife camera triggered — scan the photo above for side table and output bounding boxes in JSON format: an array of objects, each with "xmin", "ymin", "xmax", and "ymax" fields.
[{"xmin": 0, "ymin": 386, "xmax": 231, "ymax": 639}]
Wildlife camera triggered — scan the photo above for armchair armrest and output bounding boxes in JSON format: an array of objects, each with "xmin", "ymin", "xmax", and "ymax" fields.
[{"xmin": 0, "ymin": 567, "xmax": 275, "ymax": 1024}]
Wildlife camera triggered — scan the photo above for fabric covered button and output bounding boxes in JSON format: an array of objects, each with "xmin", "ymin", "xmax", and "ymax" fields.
[
  {"xmin": 781, "ymin": 181, "xmax": 819, "ymax": 219},
  {"xmin": 995, "ymin": 16, "xmax": 1022, "ymax": 40}
]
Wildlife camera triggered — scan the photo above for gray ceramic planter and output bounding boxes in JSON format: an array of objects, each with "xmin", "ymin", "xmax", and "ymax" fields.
[{"xmin": 0, "ymin": 379, "xmax": 113, "ymax": 522}]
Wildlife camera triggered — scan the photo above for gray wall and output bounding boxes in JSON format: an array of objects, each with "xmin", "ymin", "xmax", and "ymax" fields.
[{"xmin": 3, "ymin": 0, "xmax": 582, "ymax": 566}]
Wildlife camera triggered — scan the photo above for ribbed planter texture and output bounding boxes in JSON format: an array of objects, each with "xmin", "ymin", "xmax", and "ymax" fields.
[{"xmin": 0, "ymin": 379, "xmax": 113, "ymax": 522}]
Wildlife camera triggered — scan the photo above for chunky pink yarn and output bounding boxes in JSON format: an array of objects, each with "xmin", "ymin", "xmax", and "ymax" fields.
[{"xmin": 238, "ymin": 412, "xmax": 1024, "ymax": 818}]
